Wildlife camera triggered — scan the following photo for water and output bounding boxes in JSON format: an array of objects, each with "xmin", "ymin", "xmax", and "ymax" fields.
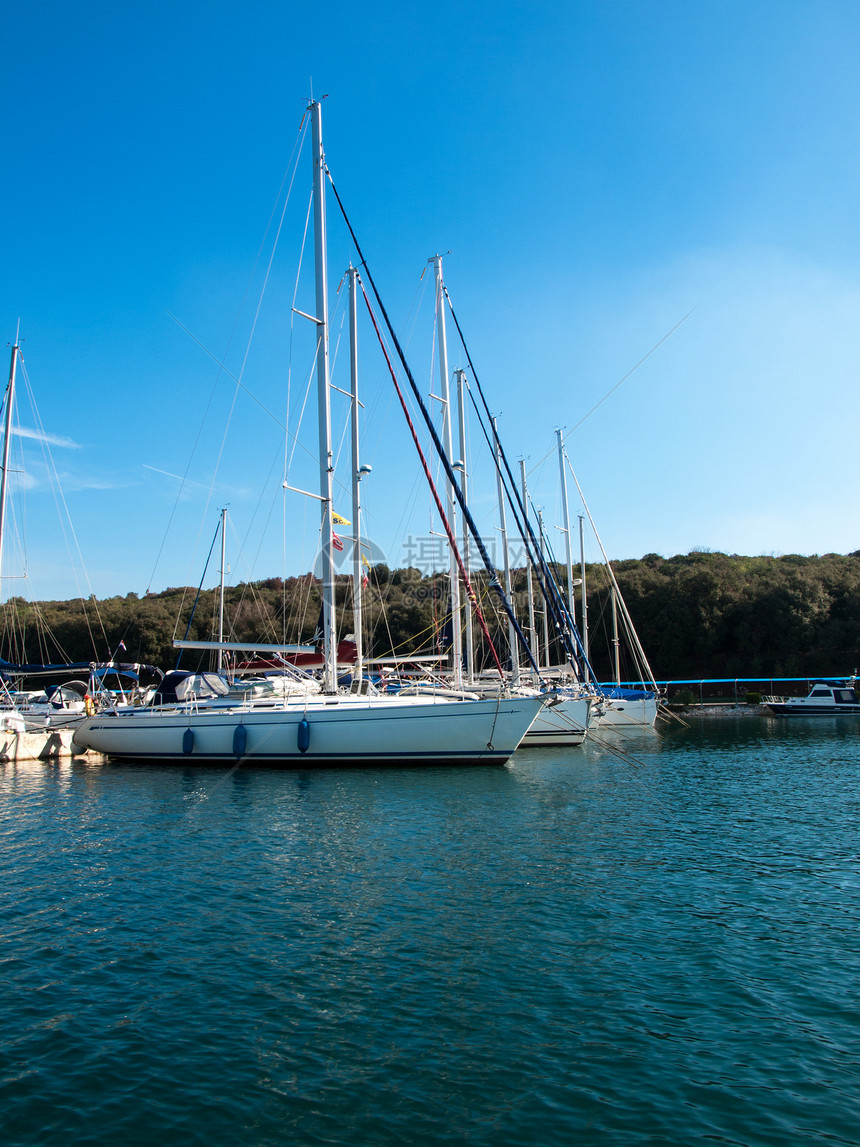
[{"xmin": 2, "ymin": 716, "xmax": 860, "ymax": 1145}]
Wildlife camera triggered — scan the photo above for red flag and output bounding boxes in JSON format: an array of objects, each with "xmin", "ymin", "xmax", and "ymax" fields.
[{"xmin": 332, "ymin": 532, "xmax": 344, "ymax": 552}]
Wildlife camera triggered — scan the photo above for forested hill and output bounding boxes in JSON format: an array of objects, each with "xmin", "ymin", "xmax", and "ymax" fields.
[
  {"xmin": 4, "ymin": 551, "xmax": 860, "ymax": 682},
  {"xmin": 603, "ymin": 551, "xmax": 860, "ymax": 680}
]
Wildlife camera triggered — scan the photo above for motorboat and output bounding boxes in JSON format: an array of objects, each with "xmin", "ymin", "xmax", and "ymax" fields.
[{"xmin": 764, "ymin": 680, "xmax": 860, "ymax": 716}]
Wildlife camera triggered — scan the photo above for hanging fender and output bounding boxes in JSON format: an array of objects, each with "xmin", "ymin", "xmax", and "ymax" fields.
[
  {"xmin": 297, "ymin": 717, "xmax": 310, "ymax": 754},
  {"xmin": 233, "ymin": 724, "xmax": 247, "ymax": 758},
  {"xmin": 182, "ymin": 728, "xmax": 195, "ymax": 755}
]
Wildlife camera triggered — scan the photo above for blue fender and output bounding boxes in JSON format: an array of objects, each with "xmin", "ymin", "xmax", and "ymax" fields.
[
  {"xmin": 182, "ymin": 728, "xmax": 195, "ymax": 755},
  {"xmin": 233, "ymin": 724, "xmax": 247, "ymax": 758},
  {"xmin": 297, "ymin": 717, "xmax": 310, "ymax": 754}
]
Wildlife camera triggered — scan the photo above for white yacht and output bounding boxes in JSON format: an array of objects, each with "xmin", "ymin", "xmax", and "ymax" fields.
[{"xmin": 764, "ymin": 680, "xmax": 860, "ymax": 716}]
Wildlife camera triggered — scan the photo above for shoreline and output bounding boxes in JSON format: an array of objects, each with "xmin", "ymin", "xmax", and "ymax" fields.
[{"xmin": 666, "ymin": 703, "xmax": 769, "ymax": 717}]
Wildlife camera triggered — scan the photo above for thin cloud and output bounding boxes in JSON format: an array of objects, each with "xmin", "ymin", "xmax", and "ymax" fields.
[
  {"xmin": 15, "ymin": 426, "xmax": 81, "ymax": 449},
  {"xmin": 5, "ymin": 458, "xmax": 136, "ymax": 494},
  {"xmin": 57, "ymin": 472, "xmax": 135, "ymax": 492}
]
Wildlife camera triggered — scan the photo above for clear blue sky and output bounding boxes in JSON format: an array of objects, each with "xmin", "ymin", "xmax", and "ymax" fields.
[{"xmin": 3, "ymin": 0, "xmax": 860, "ymax": 602}]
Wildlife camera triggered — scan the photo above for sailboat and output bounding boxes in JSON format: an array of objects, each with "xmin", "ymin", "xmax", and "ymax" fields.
[
  {"xmin": 595, "ymin": 581, "xmax": 659, "ymax": 730},
  {"xmin": 554, "ymin": 433, "xmax": 659, "ymax": 732},
  {"xmin": 491, "ymin": 420, "xmax": 593, "ymax": 747},
  {"xmin": 516, "ymin": 428, "xmax": 596, "ymax": 745},
  {"xmin": 72, "ymin": 100, "xmax": 545, "ymax": 767},
  {"xmin": 0, "ymin": 335, "xmax": 89, "ymax": 761},
  {"xmin": 406, "ymin": 258, "xmax": 593, "ymax": 746}
]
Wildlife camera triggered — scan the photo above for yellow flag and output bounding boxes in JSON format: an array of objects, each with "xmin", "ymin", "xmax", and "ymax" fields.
[{"xmin": 332, "ymin": 511, "xmax": 351, "ymax": 525}]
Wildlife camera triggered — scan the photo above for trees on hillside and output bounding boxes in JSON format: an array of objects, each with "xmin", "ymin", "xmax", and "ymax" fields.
[{"xmin": 3, "ymin": 551, "xmax": 860, "ymax": 680}]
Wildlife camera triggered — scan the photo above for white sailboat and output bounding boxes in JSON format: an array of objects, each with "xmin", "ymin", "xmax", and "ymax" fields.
[
  {"xmin": 0, "ymin": 334, "xmax": 87, "ymax": 761},
  {"xmin": 72, "ymin": 100, "xmax": 544, "ymax": 767},
  {"xmin": 555, "ymin": 438, "xmax": 659, "ymax": 732},
  {"xmin": 463, "ymin": 427, "xmax": 598, "ymax": 748},
  {"xmin": 507, "ymin": 433, "xmax": 592, "ymax": 746},
  {"xmin": 595, "ymin": 581, "xmax": 659, "ymax": 731},
  {"xmin": 421, "ymin": 262, "xmax": 592, "ymax": 746}
]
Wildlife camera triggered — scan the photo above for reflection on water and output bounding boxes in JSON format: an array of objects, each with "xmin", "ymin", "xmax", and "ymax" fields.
[{"xmin": 2, "ymin": 716, "xmax": 859, "ymax": 1145}]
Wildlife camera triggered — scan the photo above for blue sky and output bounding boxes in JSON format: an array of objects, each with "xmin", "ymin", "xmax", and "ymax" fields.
[{"xmin": 3, "ymin": 0, "xmax": 860, "ymax": 602}]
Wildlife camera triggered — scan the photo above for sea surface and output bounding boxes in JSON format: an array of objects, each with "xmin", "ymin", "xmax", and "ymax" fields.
[{"xmin": 2, "ymin": 714, "xmax": 860, "ymax": 1146}]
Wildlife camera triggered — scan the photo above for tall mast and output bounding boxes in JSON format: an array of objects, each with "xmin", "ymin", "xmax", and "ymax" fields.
[
  {"xmin": 431, "ymin": 255, "xmax": 462, "ymax": 688},
  {"xmin": 311, "ymin": 99, "xmax": 337, "ymax": 693},
  {"xmin": 492, "ymin": 416, "xmax": 518, "ymax": 685},
  {"xmin": 348, "ymin": 265, "xmax": 366, "ymax": 681},
  {"xmin": 520, "ymin": 460, "xmax": 538, "ymax": 679},
  {"xmin": 217, "ymin": 507, "xmax": 227, "ymax": 673},
  {"xmin": 556, "ymin": 428, "xmax": 576, "ymax": 624},
  {"xmin": 537, "ymin": 509, "xmax": 551, "ymax": 670},
  {"xmin": 0, "ymin": 335, "xmax": 20, "ymax": 595},
  {"xmin": 611, "ymin": 582, "xmax": 621, "ymax": 687},
  {"xmin": 455, "ymin": 369, "xmax": 474, "ymax": 681},
  {"xmin": 578, "ymin": 513, "xmax": 589, "ymax": 663}
]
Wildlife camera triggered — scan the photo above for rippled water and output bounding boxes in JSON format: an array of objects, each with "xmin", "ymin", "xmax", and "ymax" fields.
[{"xmin": 2, "ymin": 715, "xmax": 860, "ymax": 1145}]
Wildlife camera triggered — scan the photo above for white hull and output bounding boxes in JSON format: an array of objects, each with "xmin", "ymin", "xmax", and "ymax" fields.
[
  {"xmin": 20, "ymin": 710, "xmax": 88, "ymax": 732},
  {"xmin": 766, "ymin": 703, "xmax": 860, "ymax": 716},
  {"xmin": 0, "ymin": 727, "xmax": 85, "ymax": 762},
  {"xmin": 72, "ymin": 693, "xmax": 545, "ymax": 767},
  {"xmin": 765, "ymin": 700, "xmax": 860, "ymax": 716},
  {"xmin": 522, "ymin": 695, "xmax": 592, "ymax": 746},
  {"xmin": 0, "ymin": 693, "xmax": 88, "ymax": 733},
  {"xmin": 598, "ymin": 697, "xmax": 659, "ymax": 731}
]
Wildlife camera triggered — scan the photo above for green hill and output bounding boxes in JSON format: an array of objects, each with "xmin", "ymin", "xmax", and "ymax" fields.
[{"xmin": 5, "ymin": 551, "xmax": 860, "ymax": 682}]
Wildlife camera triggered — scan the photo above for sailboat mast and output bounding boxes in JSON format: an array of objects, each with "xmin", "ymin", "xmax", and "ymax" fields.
[
  {"xmin": 520, "ymin": 460, "xmax": 538, "ymax": 678},
  {"xmin": 311, "ymin": 99, "xmax": 338, "ymax": 693},
  {"xmin": 578, "ymin": 513, "xmax": 589, "ymax": 663},
  {"xmin": 537, "ymin": 510, "xmax": 551, "ymax": 670},
  {"xmin": 217, "ymin": 507, "xmax": 227, "ymax": 673},
  {"xmin": 0, "ymin": 337, "xmax": 20, "ymax": 594},
  {"xmin": 431, "ymin": 255, "xmax": 462, "ymax": 688},
  {"xmin": 492, "ymin": 416, "xmax": 519, "ymax": 685},
  {"xmin": 348, "ymin": 265, "xmax": 364, "ymax": 680},
  {"xmin": 455, "ymin": 369, "xmax": 475, "ymax": 682},
  {"xmin": 556, "ymin": 428, "xmax": 576, "ymax": 624}
]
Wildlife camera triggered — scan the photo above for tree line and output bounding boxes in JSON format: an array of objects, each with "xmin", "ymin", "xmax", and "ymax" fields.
[{"xmin": 3, "ymin": 550, "xmax": 860, "ymax": 682}]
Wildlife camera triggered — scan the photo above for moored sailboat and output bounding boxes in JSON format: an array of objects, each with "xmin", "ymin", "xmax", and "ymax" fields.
[
  {"xmin": 554, "ymin": 432, "xmax": 660, "ymax": 732},
  {"xmin": 0, "ymin": 335, "xmax": 89, "ymax": 762},
  {"xmin": 415, "ymin": 265, "xmax": 594, "ymax": 746},
  {"xmin": 72, "ymin": 100, "xmax": 544, "ymax": 767}
]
